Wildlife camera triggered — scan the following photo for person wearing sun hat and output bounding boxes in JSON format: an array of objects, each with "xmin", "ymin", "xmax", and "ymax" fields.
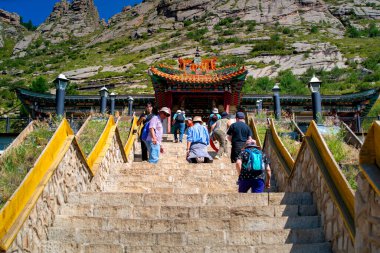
[
  {"xmin": 235, "ymin": 139, "xmax": 271, "ymax": 193},
  {"xmin": 186, "ymin": 116, "xmax": 213, "ymax": 163},
  {"xmin": 207, "ymin": 107, "xmax": 221, "ymax": 130},
  {"xmin": 227, "ymin": 111, "xmax": 253, "ymax": 163},
  {"xmin": 145, "ymin": 107, "xmax": 171, "ymax": 163}
]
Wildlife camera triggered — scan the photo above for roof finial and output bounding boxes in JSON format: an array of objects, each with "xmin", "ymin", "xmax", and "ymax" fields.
[{"xmin": 195, "ymin": 46, "xmax": 200, "ymax": 57}]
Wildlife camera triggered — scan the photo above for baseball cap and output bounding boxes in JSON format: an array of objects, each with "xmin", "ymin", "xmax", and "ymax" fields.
[{"xmin": 236, "ymin": 112, "xmax": 245, "ymax": 119}]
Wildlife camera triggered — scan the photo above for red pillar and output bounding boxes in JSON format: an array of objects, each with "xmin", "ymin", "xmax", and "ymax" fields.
[{"xmin": 224, "ymin": 92, "xmax": 232, "ymax": 113}]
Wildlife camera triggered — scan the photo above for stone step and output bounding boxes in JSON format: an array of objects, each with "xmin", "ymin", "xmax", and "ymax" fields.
[
  {"xmin": 109, "ymin": 173, "xmax": 237, "ymax": 184},
  {"xmin": 53, "ymin": 215, "xmax": 321, "ymax": 232},
  {"xmin": 126, "ymin": 163, "xmax": 237, "ymax": 171},
  {"xmin": 42, "ymin": 241, "xmax": 332, "ymax": 253},
  {"xmin": 48, "ymin": 227, "xmax": 324, "ymax": 245},
  {"xmin": 59, "ymin": 203, "xmax": 317, "ymax": 219},
  {"xmin": 104, "ymin": 185, "xmax": 238, "ymax": 194},
  {"xmin": 67, "ymin": 192, "xmax": 313, "ymax": 207}
]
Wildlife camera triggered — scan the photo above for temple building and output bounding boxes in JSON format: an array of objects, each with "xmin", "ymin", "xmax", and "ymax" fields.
[
  {"xmin": 148, "ymin": 48, "xmax": 248, "ymax": 116},
  {"xmin": 15, "ymin": 49, "xmax": 380, "ymax": 131}
]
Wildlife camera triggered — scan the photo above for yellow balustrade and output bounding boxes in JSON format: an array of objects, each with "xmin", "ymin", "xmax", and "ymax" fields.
[
  {"xmin": 86, "ymin": 116, "xmax": 116, "ymax": 174},
  {"xmin": 249, "ymin": 117, "xmax": 356, "ymax": 242},
  {"xmin": 0, "ymin": 115, "xmax": 138, "ymax": 250},
  {"xmin": 248, "ymin": 117, "xmax": 262, "ymax": 148},
  {"xmin": 359, "ymin": 121, "xmax": 380, "ymax": 195},
  {"xmin": 124, "ymin": 116, "xmax": 139, "ymax": 161},
  {"xmin": 0, "ymin": 119, "xmax": 74, "ymax": 250}
]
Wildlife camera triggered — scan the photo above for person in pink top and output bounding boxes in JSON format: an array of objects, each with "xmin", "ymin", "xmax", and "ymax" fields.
[{"xmin": 145, "ymin": 107, "xmax": 171, "ymax": 163}]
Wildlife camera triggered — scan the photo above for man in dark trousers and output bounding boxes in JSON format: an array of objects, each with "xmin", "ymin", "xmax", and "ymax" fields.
[
  {"xmin": 227, "ymin": 111, "xmax": 253, "ymax": 163},
  {"xmin": 236, "ymin": 140, "xmax": 271, "ymax": 193},
  {"xmin": 137, "ymin": 102, "xmax": 155, "ymax": 161}
]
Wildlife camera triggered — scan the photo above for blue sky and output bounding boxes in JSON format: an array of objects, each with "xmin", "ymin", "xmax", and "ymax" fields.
[{"xmin": 0, "ymin": 0, "xmax": 142, "ymax": 25}]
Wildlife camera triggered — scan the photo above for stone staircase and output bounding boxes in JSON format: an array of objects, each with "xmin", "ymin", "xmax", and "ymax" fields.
[{"xmin": 42, "ymin": 135, "xmax": 332, "ymax": 253}]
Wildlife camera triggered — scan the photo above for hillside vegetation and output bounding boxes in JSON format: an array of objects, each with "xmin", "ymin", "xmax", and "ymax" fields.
[{"xmin": 0, "ymin": 0, "xmax": 379, "ymax": 116}]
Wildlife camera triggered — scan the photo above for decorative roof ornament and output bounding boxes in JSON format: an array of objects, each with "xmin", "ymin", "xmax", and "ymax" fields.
[{"xmin": 195, "ymin": 46, "xmax": 200, "ymax": 57}]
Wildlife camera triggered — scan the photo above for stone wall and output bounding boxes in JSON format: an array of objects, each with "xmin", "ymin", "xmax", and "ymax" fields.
[
  {"xmin": 264, "ymin": 134, "xmax": 355, "ymax": 253},
  {"xmin": 355, "ymin": 172, "xmax": 380, "ymax": 253},
  {"xmin": 5, "ymin": 129, "xmax": 127, "ymax": 252}
]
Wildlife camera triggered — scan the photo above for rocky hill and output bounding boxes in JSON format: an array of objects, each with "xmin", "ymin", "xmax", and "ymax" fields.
[{"xmin": 0, "ymin": 0, "xmax": 379, "ymax": 115}]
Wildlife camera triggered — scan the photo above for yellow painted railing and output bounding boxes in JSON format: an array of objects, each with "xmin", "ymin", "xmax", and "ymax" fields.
[
  {"xmin": 249, "ymin": 116, "xmax": 356, "ymax": 242},
  {"xmin": 359, "ymin": 121, "xmax": 380, "ymax": 195},
  {"xmin": 124, "ymin": 116, "xmax": 138, "ymax": 160},
  {"xmin": 269, "ymin": 119, "xmax": 295, "ymax": 170},
  {"xmin": 0, "ymin": 115, "xmax": 138, "ymax": 251},
  {"xmin": 87, "ymin": 116, "xmax": 116, "ymax": 174},
  {"xmin": 248, "ymin": 117, "xmax": 262, "ymax": 148},
  {"xmin": 0, "ymin": 119, "xmax": 74, "ymax": 250}
]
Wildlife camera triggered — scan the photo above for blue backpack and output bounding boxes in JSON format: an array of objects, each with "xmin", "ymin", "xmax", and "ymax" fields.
[
  {"xmin": 242, "ymin": 148, "xmax": 264, "ymax": 171},
  {"xmin": 141, "ymin": 122, "xmax": 151, "ymax": 141}
]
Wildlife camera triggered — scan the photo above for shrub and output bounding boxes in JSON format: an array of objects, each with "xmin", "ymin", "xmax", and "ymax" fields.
[
  {"xmin": 310, "ymin": 25, "xmax": 319, "ymax": 33},
  {"xmin": 183, "ymin": 20, "xmax": 193, "ymax": 27},
  {"xmin": 30, "ymin": 76, "xmax": 49, "ymax": 93},
  {"xmin": 186, "ymin": 28, "xmax": 208, "ymax": 41}
]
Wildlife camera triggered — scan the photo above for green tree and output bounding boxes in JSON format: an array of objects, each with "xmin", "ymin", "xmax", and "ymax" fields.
[{"xmin": 30, "ymin": 77, "xmax": 49, "ymax": 93}]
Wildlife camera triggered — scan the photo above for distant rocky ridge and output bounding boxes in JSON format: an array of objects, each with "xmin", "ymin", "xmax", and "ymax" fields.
[
  {"xmin": 0, "ymin": 9, "xmax": 25, "ymax": 48},
  {"xmin": 37, "ymin": 0, "xmax": 101, "ymax": 43},
  {"xmin": 1, "ymin": 0, "xmax": 380, "ymax": 85}
]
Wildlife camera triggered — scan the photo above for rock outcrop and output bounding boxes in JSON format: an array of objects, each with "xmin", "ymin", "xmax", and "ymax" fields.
[
  {"xmin": 0, "ymin": 9, "xmax": 27, "ymax": 48},
  {"xmin": 38, "ymin": 0, "xmax": 101, "ymax": 43},
  {"xmin": 0, "ymin": 9, "xmax": 21, "ymax": 26}
]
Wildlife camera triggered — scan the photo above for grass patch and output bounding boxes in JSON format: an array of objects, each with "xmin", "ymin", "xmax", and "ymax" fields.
[
  {"xmin": 275, "ymin": 122, "xmax": 302, "ymax": 159},
  {"xmin": 254, "ymin": 121, "xmax": 268, "ymax": 145},
  {"xmin": 323, "ymin": 130, "xmax": 360, "ymax": 190},
  {"xmin": 77, "ymin": 118, "xmax": 107, "ymax": 156},
  {"xmin": 118, "ymin": 116, "xmax": 133, "ymax": 146},
  {"xmin": 0, "ymin": 122, "xmax": 53, "ymax": 209}
]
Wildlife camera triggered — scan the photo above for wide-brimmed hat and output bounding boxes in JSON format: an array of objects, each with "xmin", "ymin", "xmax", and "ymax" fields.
[
  {"xmin": 176, "ymin": 110, "xmax": 181, "ymax": 113},
  {"xmin": 212, "ymin": 108, "xmax": 219, "ymax": 113},
  {"xmin": 236, "ymin": 111, "xmax": 245, "ymax": 119},
  {"xmin": 221, "ymin": 112, "xmax": 228, "ymax": 118},
  {"xmin": 159, "ymin": 107, "xmax": 171, "ymax": 116},
  {"xmin": 245, "ymin": 140, "xmax": 260, "ymax": 149},
  {"xmin": 193, "ymin": 116, "xmax": 202, "ymax": 122}
]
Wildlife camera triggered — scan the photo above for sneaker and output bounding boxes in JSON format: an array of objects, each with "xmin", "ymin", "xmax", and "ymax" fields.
[
  {"xmin": 214, "ymin": 155, "xmax": 221, "ymax": 160},
  {"xmin": 174, "ymin": 140, "xmax": 178, "ymax": 143}
]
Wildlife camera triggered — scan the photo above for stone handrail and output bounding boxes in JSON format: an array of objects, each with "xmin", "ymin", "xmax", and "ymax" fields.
[
  {"xmin": 356, "ymin": 121, "xmax": 380, "ymax": 252},
  {"xmin": 249, "ymin": 117, "xmax": 356, "ymax": 251},
  {"xmin": 342, "ymin": 122, "xmax": 363, "ymax": 149},
  {"xmin": 123, "ymin": 116, "xmax": 138, "ymax": 161},
  {"xmin": 1, "ymin": 120, "xmax": 35, "ymax": 155},
  {"xmin": 248, "ymin": 117, "xmax": 262, "ymax": 148},
  {"xmin": 0, "ymin": 115, "xmax": 137, "ymax": 251},
  {"xmin": 86, "ymin": 116, "xmax": 118, "ymax": 173},
  {"xmin": 0, "ymin": 119, "xmax": 74, "ymax": 250}
]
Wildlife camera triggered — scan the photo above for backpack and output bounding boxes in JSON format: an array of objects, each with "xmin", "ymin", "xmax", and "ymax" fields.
[
  {"xmin": 176, "ymin": 113, "xmax": 185, "ymax": 122},
  {"xmin": 242, "ymin": 148, "xmax": 265, "ymax": 172},
  {"xmin": 141, "ymin": 121, "xmax": 151, "ymax": 141}
]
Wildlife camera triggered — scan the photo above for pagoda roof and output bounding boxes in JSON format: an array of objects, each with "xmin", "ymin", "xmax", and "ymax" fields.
[{"xmin": 149, "ymin": 64, "xmax": 248, "ymax": 84}]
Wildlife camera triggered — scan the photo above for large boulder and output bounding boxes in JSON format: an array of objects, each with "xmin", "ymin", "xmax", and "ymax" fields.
[{"xmin": 37, "ymin": 0, "xmax": 101, "ymax": 43}]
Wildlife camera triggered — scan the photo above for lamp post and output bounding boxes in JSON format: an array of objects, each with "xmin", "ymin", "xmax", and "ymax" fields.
[
  {"xmin": 110, "ymin": 92, "xmax": 116, "ymax": 115},
  {"xmin": 127, "ymin": 96, "xmax": 134, "ymax": 116},
  {"xmin": 256, "ymin": 99, "xmax": 262, "ymax": 114},
  {"xmin": 356, "ymin": 104, "xmax": 361, "ymax": 133},
  {"xmin": 99, "ymin": 86, "xmax": 109, "ymax": 114},
  {"xmin": 54, "ymin": 74, "xmax": 69, "ymax": 117},
  {"xmin": 308, "ymin": 75, "xmax": 322, "ymax": 124},
  {"xmin": 272, "ymin": 84, "xmax": 281, "ymax": 120}
]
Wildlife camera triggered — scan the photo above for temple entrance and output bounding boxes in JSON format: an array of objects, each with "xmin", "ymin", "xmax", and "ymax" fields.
[{"xmin": 172, "ymin": 92, "xmax": 225, "ymax": 118}]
